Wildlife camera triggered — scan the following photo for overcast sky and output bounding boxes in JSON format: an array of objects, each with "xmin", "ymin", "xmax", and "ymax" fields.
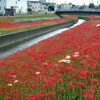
[{"xmin": 49, "ymin": 0, "xmax": 99, "ymax": 5}]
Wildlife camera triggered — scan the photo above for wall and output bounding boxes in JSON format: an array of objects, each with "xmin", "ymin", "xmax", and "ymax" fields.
[
  {"xmin": 32, "ymin": 2, "xmax": 41, "ymax": 12},
  {"xmin": 0, "ymin": 19, "xmax": 78, "ymax": 49},
  {"xmin": 6, "ymin": 0, "xmax": 27, "ymax": 14},
  {"xmin": 0, "ymin": 0, "xmax": 6, "ymax": 14}
]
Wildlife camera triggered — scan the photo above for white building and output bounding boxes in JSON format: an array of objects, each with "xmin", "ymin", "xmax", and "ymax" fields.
[
  {"xmin": 60, "ymin": 3, "xmax": 73, "ymax": 10},
  {"xmin": 39, "ymin": 0, "xmax": 46, "ymax": 3},
  {"xmin": 0, "ymin": 0, "xmax": 27, "ymax": 15},
  {"xmin": 27, "ymin": 0, "xmax": 47, "ymax": 12}
]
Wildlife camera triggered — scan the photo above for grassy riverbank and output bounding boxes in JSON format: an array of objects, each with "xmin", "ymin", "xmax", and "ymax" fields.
[
  {"xmin": 0, "ymin": 15, "xmax": 100, "ymax": 100},
  {"xmin": 0, "ymin": 14, "xmax": 77, "ymax": 36}
]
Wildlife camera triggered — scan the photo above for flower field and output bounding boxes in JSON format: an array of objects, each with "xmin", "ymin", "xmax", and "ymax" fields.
[
  {"xmin": 64, "ymin": 15, "xmax": 78, "ymax": 19},
  {"xmin": 0, "ymin": 18, "xmax": 69, "ymax": 29},
  {"xmin": 0, "ymin": 16, "xmax": 100, "ymax": 100}
]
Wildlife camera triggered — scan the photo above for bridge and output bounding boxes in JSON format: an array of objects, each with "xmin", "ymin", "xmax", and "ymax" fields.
[{"xmin": 56, "ymin": 10, "xmax": 100, "ymax": 15}]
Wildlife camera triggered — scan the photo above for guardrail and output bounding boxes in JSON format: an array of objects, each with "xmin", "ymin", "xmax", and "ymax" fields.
[
  {"xmin": 57, "ymin": 9, "xmax": 100, "ymax": 12},
  {"xmin": 56, "ymin": 11, "xmax": 100, "ymax": 15}
]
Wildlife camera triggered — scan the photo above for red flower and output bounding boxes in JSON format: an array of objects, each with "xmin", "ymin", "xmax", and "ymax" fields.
[
  {"xmin": 91, "ymin": 78, "xmax": 98, "ymax": 83},
  {"xmin": 68, "ymin": 82, "xmax": 73, "ymax": 86},
  {"xmin": 84, "ymin": 94, "xmax": 94, "ymax": 99},
  {"xmin": 48, "ymin": 91, "xmax": 55, "ymax": 97},
  {"xmin": 87, "ymin": 89, "xmax": 93, "ymax": 93},
  {"xmin": 77, "ymin": 82, "xmax": 83, "ymax": 87},
  {"xmin": 5, "ymin": 96, "xmax": 10, "ymax": 100},
  {"xmin": 90, "ymin": 86, "xmax": 97, "ymax": 90},
  {"xmin": 72, "ymin": 85, "xmax": 77, "ymax": 89},
  {"xmin": 28, "ymin": 94, "xmax": 40, "ymax": 100},
  {"xmin": 0, "ymin": 85, "xmax": 4, "ymax": 89},
  {"xmin": 81, "ymin": 89, "xmax": 86, "ymax": 93}
]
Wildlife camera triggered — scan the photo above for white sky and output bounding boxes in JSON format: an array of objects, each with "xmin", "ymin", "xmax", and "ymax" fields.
[{"xmin": 49, "ymin": 0, "xmax": 99, "ymax": 5}]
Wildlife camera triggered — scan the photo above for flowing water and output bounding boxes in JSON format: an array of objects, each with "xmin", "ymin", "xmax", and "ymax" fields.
[{"xmin": 0, "ymin": 19, "xmax": 85, "ymax": 58}]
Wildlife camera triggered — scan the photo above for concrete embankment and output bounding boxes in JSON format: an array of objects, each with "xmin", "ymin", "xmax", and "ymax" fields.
[{"xmin": 0, "ymin": 19, "xmax": 78, "ymax": 49}]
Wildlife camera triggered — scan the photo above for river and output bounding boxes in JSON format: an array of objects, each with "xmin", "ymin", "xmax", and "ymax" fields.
[{"xmin": 0, "ymin": 19, "xmax": 85, "ymax": 58}]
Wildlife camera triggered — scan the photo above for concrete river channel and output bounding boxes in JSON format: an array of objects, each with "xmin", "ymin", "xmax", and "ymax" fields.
[{"xmin": 0, "ymin": 19, "xmax": 85, "ymax": 58}]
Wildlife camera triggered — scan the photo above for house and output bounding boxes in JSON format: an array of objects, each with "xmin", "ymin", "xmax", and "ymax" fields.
[
  {"xmin": 42, "ymin": 2, "xmax": 57, "ymax": 11},
  {"xmin": 59, "ymin": 3, "xmax": 73, "ymax": 10},
  {"xmin": 27, "ymin": 0, "xmax": 47, "ymax": 13},
  {"xmin": 0, "ymin": 0, "xmax": 27, "ymax": 15},
  {"xmin": 27, "ymin": 1, "xmax": 42, "ymax": 12}
]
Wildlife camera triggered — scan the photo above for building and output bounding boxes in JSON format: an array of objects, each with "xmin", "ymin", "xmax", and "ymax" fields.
[
  {"xmin": 42, "ymin": 2, "xmax": 57, "ymax": 11},
  {"xmin": 27, "ymin": 1, "xmax": 42, "ymax": 12},
  {"xmin": 27, "ymin": 0, "xmax": 47, "ymax": 12},
  {"xmin": 60, "ymin": 3, "xmax": 73, "ymax": 10},
  {"xmin": 0, "ymin": 0, "xmax": 27, "ymax": 15},
  {"xmin": 39, "ymin": 0, "xmax": 46, "ymax": 3}
]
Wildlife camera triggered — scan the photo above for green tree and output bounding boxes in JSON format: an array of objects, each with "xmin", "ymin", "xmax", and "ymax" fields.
[
  {"xmin": 27, "ymin": 8, "xmax": 32, "ymax": 13},
  {"xmin": 79, "ymin": 6, "xmax": 85, "ymax": 9},
  {"xmin": 48, "ymin": 6, "xmax": 54, "ymax": 11},
  {"xmin": 89, "ymin": 3, "xmax": 94, "ymax": 8},
  {"xmin": 97, "ymin": 5, "xmax": 100, "ymax": 9}
]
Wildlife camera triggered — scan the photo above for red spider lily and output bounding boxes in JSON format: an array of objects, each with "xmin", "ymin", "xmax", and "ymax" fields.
[
  {"xmin": 47, "ymin": 91, "xmax": 55, "ymax": 97},
  {"xmin": 66, "ymin": 15, "xmax": 78, "ymax": 19},
  {"xmin": 68, "ymin": 82, "xmax": 73, "ymax": 86},
  {"xmin": 91, "ymin": 78, "xmax": 98, "ymax": 83},
  {"xmin": 86, "ymin": 89, "xmax": 93, "ymax": 93},
  {"xmin": 27, "ymin": 94, "xmax": 40, "ymax": 100},
  {"xmin": 5, "ymin": 96, "xmax": 10, "ymax": 100},
  {"xmin": 0, "ymin": 16, "xmax": 100, "ymax": 99},
  {"xmin": 84, "ymin": 94, "xmax": 94, "ymax": 99},
  {"xmin": 90, "ymin": 86, "xmax": 97, "ymax": 90},
  {"xmin": 77, "ymin": 82, "xmax": 84, "ymax": 87},
  {"xmin": 0, "ymin": 85, "xmax": 4, "ymax": 89},
  {"xmin": 0, "ymin": 17, "xmax": 69, "ymax": 29}
]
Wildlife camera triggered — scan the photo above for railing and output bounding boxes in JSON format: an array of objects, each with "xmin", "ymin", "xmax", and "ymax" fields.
[{"xmin": 57, "ymin": 9, "xmax": 100, "ymax": 12}]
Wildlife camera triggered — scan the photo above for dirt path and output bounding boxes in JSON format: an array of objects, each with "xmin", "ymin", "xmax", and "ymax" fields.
[{"xmin": 13, "ymin": 17, "xmax": 60, "ymax": 23}]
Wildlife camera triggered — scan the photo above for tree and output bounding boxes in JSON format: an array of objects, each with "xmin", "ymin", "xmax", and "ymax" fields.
[
  {"xmin": 27, "ymin": 8, "xmax": 32, "ymax": 13},
  {"xmin": 96, "ymin": 5, "xmax": 100, "ymax": 9},
  {"xmin": 89, "ymin": 3, "xmax": 94, "ymax": 8},
  {"xmin": 79, "ymin": 6, "xmax": 85, "ymax": 9},
  {"xmin": 48, "ymin": 6, "xmax": 54, "ymax": 11}
]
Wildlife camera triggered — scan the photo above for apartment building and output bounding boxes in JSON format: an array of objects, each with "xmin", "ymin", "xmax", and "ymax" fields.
[{"xmin": 0, "ymin": 0, "xmax": 27, "ymax": 15}]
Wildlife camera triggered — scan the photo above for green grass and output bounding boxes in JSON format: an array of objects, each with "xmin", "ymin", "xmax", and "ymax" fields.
[
  {"xmin": 4, "ymin": 14, "xmax": 58, "ymax": 21},
  {"xmin": 73, "ymin": 15, "xmax": 87, "ymax": 17},
  {"xmin": 74, "ymin": 15, "xmax": 100, "ymax": 17}
]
